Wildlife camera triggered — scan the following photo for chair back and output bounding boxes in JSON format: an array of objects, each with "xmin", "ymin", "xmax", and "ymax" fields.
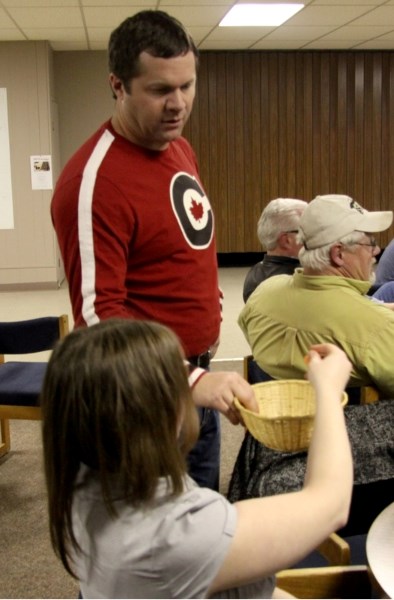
[
  {"xmin": 0, "ymin": 315, "xmax": 69, "ymax": 357},
  {"xmin": 0, "ymin": 314, "xmax": 69, "ymax": 457}
]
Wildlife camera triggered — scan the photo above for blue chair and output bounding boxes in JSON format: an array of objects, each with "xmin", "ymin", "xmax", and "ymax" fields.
[{"xmin": 0, "ymin": 314, "xmax": 69, "ymax": 457}]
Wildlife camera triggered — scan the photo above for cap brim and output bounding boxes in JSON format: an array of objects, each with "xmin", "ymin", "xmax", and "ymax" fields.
[{"xmin": 360, "ymin": 211, "xmax": 393, "ymax": 233}]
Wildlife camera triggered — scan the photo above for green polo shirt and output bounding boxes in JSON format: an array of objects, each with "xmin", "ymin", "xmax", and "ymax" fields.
[{"xmin": 239, "ymin": 268, "xmax": 394, "ymax": 397}]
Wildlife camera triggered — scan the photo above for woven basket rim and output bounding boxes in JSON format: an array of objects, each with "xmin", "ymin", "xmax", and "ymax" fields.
[{"xmin": 235, "ymin": 379, "xmax": 348, "ymax": 420}]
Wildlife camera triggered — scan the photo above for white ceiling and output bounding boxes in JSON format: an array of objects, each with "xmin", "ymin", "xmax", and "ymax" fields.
[{"xmin": 0, "ymin": 0, "xmax": 394, "ymax": 51}]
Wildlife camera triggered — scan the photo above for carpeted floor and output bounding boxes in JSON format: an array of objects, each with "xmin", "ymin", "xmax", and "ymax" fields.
[{"xmin": 0, "ymin": 420, "xmax": 80, "ymax": 598}]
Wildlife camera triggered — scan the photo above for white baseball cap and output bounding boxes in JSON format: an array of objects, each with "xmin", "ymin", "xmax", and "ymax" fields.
[{"xmin": 299, "ymin": 194, "xmax": 393, "ymax": 249}]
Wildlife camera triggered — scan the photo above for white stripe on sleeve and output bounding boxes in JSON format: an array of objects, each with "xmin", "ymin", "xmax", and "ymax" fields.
[{"xmin": 78, "ymin": 129, "xmax": 115, "ymax": 326}]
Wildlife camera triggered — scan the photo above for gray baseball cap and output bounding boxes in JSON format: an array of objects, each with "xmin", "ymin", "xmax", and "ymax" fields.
[{"xmin": 299, "ymin": 194, "xmax": 393, "ymax": 249}]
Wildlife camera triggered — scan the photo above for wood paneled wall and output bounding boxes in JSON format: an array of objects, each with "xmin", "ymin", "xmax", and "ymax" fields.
[{"xmin": 184, "ymin": 51, "xmax": 394, "ymax": 252}]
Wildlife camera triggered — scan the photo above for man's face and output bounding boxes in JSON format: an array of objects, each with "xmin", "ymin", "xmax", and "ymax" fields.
[
  {"xmin": 343, "ymin": 234, "xmax": 380, "ymax": 282},
  {"xmin": 111, "ymin": 50, "xmax": 196, "ymax": 151}
]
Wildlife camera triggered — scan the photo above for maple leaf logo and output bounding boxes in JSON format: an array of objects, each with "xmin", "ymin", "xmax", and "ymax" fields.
[{"xmin": 190, "ymin": 198, "xmax": 204, "ymax": 221}]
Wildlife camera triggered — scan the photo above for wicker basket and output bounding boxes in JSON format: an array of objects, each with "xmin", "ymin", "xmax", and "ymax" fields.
[{"xmin": 234, "ymin": 380, "xmax": 348, "ymax": 452}]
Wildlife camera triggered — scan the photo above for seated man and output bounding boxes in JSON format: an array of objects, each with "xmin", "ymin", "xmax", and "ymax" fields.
[
  {"xmin": 375, "ymin": 237, "xmax": 394, "ymax": 285},
  {"xmin": 231, "ymin": 194, "xmax": 394, "ymax": 535},
  {"xmin": 243, "ymin": 197, "xmax": 307, "ymax": 383},
  {"xmin": 243, "ymin": 197, "xmax": 307, "ymax": 302}
]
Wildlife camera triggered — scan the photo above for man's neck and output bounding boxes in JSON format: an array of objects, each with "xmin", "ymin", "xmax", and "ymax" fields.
[
  {"xmin": 302, "ymin": 265, "xmax": 359, "ymax": 278},
  {"xmin": 110, "ymin": 115, "xmax": 169, "ymax": 151},
  {"xmin": 266, "ymin": 250, "xmax": 298, "ymax": 258}
]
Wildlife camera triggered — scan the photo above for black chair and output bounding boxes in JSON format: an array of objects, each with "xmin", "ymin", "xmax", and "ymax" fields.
[{"xmin": 0, "ymin": 314, "xmax": 69, "ymax": 457}]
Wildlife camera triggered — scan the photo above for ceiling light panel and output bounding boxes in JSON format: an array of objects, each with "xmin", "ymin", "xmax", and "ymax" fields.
[{"xmin": 219, "ymin": 3, "xmax": 304, "ymax": 27}]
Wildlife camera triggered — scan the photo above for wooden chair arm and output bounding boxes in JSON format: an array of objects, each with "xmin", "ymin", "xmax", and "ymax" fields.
[{"xmin": 277, "ymin": 565, "xmax": 372, "ymax": 599}]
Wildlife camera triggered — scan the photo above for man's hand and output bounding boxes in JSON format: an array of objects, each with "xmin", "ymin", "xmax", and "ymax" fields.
[{"xmin": 192, "ymin": 371, "xmax": 258, "ymax": 425}]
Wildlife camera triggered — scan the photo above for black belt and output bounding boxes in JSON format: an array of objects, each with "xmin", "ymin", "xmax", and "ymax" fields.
[{"xmin": 188, "ymin": 350, "xmax": 211, "ymax": 369}]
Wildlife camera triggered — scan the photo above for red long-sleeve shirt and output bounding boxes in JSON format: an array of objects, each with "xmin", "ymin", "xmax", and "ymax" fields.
[{"xmin": 51, "ymin": 121, "xmax": 221, "ymax": 358}]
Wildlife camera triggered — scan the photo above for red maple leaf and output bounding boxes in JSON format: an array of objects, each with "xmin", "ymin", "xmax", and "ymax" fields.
[{"xmin": 190, "ymin": 198, "xmax": 204, "ymax": 221}]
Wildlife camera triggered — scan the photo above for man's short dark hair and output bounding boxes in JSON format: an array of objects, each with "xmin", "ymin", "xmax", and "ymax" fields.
[{"xmin": 108, "ymin": 10, "xmax": 199, "ymax": 92}]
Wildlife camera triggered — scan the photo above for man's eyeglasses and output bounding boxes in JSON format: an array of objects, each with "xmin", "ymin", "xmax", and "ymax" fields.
[{"xmin": 351, "ymin": 238, "xmax": 378, "ymax": 249}]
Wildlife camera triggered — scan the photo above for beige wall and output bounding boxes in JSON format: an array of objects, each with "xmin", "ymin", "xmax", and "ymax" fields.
[
  {"xmin": 0, "ymin": 48, "xmax": 113, "ymax": 290},
  {"xmin": 0, "ymin": 41, "xmax": 61, "ymax": 288},
  {"xmin": 53, "ymin": 51, "xmax": 113, "ymax": 167}
]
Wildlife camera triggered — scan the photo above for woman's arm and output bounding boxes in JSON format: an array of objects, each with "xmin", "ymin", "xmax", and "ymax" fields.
[{"xmin": 209, "ymin": 343, "xmax": 353, "ymax": 594}]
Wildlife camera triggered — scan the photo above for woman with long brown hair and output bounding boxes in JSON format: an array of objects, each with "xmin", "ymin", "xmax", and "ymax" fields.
[{"xmin": 41, "ymin": 318, "xmax": 353, "ymax": 598}]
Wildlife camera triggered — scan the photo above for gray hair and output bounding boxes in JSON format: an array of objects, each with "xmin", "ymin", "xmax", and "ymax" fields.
[
  {"xmin": 298, "ymin": 231, "xmax": 366, "ymax": 270},
  {"xmin": 257, "ymin": 198, "xmax": 307, "ymax": 250}
]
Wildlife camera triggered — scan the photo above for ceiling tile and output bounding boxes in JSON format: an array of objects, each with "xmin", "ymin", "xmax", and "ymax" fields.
[
  {"xmin": 349, "ymin": 5, "xmax": 394, "ymax": 25},
  {"xmin": 252, "ymin": 38, "xmax": 312, "ymax": 48},
  {"xmin": 373, "ymin": 29, "xmax": 394, "ymax": 40},
  {"xmin": 3, "ymin": 0, "xmax": 78, "ymax": 5},
  {"xmin": 87, "ymin": 27, "xmax": 113, "ymax": 42},
  {"xmin": 0, "ymin": 7, "xmax": 18, "ymax": 26},
  {"xmin": 206, "ymin": 25, "xmax": 276, "ymax": 41},
  {"xmin": 154, "ymin": 5, "xmax": 230, "ymax": 26},
  {"xmin": 0, "ymin": 26, "xmax": 25, "ymax": 39},
  {"xmin": 22, "ymin": 27, "xmax": 87, "ymax": 41},
  {"xmin": 287, "ymin": 4, "xmax": 375, "ymax": 26},
  {"xmin": 322, "ymin": 25, "xmax": 394, "ymax": 40},
  {"xmin": 7, "ymin": 6, "xmax": 83, "ymax": 27},
  {"xmin": 199, "ymin": 39, "xmax": 255, "ymax": 49},
  {"xmin": 312, "ymin": 0, "xmax": 386, "ymax": 4},
  {"xmin": 0, "ymin": 1, "xmax": 393, "ymax": 50},
  {"xmin": 263, "ymin": 24, "xmax": 335, "ymax": 40},
  {"xmin": 304, "ymin": 38, "xmax": 364, "ymax": 48},
  {"xmin": 357, "ymin": 38, "xmax": 394, "ymax": 47},
  {"xmin": 81, "ymin": 0, "xmax": 146, "ymax": 4},
  {"xmin": 159, "ymin": 0, "xmax": 232, "ymax": 5},
  {"xmin": 185, "ymin": 25, "xmax": 213, "ymax": 42},
  {"xmin": 83, "ymin": 5, "xmax": 155, "ymax": 27}
]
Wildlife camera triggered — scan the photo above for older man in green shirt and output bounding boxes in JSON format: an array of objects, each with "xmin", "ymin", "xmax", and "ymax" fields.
[
  {"xmin": 239, "ymin": 194, "xmax": 394, "ymax": 396},
  {"xmin": 232, "ymin": 195, "xmax": 394, "ymax": 536}
]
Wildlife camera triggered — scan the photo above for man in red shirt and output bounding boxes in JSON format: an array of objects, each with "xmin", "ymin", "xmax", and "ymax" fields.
[{"xmin": 51, "ymin": 10, "xmax": 255, "ymax": 490}]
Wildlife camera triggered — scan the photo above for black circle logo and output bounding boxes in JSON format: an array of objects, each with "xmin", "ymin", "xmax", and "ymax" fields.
[{"xmin": 170, "ymin": 172, "xmax": 214, "ymax": 249}]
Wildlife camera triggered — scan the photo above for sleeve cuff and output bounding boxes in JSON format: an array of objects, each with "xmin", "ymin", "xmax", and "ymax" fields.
[{"xmin": 185, "ymin": 361, "xmax": 207, "ymax": 388}]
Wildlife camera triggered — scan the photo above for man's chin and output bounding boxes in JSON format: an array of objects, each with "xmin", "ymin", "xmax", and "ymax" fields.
[
  {"xmin": 164, "ymin": 126, "xmax": 183, "ymax": 139},
  {"xmin": 149, "ymin": 130, "xmax": 181, "ymax": 150}
]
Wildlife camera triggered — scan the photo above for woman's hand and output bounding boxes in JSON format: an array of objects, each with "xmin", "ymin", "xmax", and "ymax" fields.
[{"xmin": 305, "ymin": 343, "xmax": 352, "ymax": 400}]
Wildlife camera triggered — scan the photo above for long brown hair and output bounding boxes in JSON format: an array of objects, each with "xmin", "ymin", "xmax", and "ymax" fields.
[{"xmin": 41, "ymin": 318, "xmax": 199, "ymax": 577}]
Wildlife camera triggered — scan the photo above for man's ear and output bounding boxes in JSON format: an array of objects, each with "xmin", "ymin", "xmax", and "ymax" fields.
[
  {"xmin": 109, "ymin": 73, "xmax": 123, "ymax": 98},
  {"xmin": 330, "ymin": 243, "xmax": 345, "ymax": 266},
  {"xmin": 278, "ymin": 231, "xmax": 291, "ymax": 251}
]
